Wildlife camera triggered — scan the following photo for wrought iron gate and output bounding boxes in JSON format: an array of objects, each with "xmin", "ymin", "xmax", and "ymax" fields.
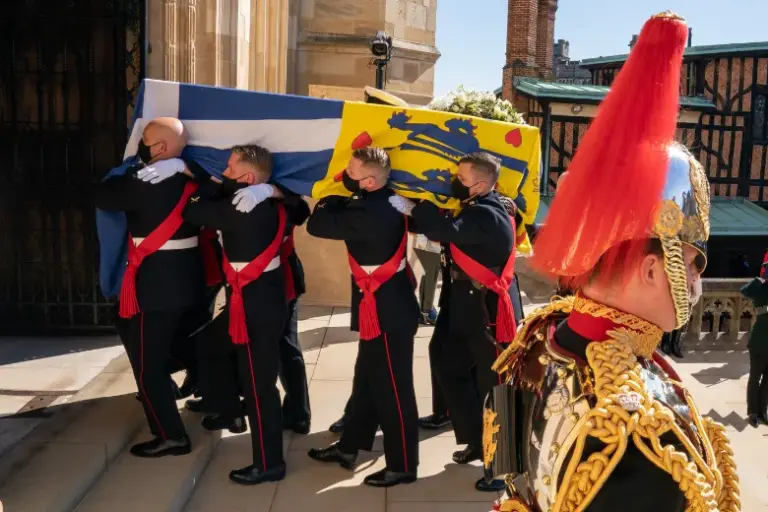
[{"xmin": 0, "ymin": 0, "xmax": 144, "ymax": 333}]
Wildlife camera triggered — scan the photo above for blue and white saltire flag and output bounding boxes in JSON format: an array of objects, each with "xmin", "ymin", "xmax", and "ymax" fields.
[
  {"xmin": 97, "ymin": 79, "xmax": 541, "ymax": 298},
  {"xmin": 96, "ymin": 79, "xmax": 345, "ymax": 298}
]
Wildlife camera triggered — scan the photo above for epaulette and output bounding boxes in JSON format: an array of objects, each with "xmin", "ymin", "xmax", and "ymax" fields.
[{"xmin": 492, "ymin": 296, "xmax": 574, "ymax": 376}]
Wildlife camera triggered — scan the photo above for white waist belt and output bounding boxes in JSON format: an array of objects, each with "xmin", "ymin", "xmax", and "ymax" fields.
[
  {"xmin": 133, "ymin": 236, "xmax": 198, "ymax": 251},
  {"xmin": 360, "ymin": 258, "xmax": 407, "ymax": 274},
  {"xmin": 229, "ymin": 256, "xmax": 281, "ymax": 272}
]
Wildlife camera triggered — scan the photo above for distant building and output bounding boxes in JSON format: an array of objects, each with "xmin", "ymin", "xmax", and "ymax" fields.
[{"xmin": 553, "ymin": 39, "xmax": 591, "ymax": 85}]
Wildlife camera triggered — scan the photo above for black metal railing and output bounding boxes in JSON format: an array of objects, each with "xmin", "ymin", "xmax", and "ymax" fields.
[{"xmin": 0, "ymin": 0, "xmax": 144, "ymax": 333}]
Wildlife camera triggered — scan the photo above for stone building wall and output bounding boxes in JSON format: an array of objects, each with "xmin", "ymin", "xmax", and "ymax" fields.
[
  {"xmin": 291, "ymin": 0, "xmax": 440, "ymax": 105},
  {"xmin": 146, "ymin": 0, "xmax": 291, "ymax": 93}
]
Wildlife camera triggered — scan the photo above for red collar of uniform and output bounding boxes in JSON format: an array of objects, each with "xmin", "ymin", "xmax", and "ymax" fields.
[{"xmin": 567, "ymin": 294, "xmax": 664, "ymax": 359}]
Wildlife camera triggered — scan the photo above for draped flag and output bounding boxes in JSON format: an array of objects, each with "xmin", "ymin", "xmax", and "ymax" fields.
[{"xmin": 97, "ymin": 79, "xmax": 541, "ymax": 298}]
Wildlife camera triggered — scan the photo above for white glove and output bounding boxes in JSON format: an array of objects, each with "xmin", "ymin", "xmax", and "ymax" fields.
[
  {"xmin": 136, "ymin": 158, "xmax": 186, "ymax": 184},
  {"xmin": 232, "ymin": 184, "xmax": 275, "ymax": 213},
  {"xmin": 388, "ymin": 195, "xmax": 416, "ymax": 216}
]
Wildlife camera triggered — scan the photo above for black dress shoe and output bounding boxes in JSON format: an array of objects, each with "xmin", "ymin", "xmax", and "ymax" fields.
[
  {"xmin": 130, "ymin": 436, "xmax": 191, "ymax": 458},
  {"xmin": 229, "ymin": 463, "xmax": 286, "ymax": 486},
  {"xmin": 671, "ymin": 348, "xmax": 684, "ymax": 359},
  {"xmin": 748, "ymin": 414, "xmax": 760, "ymax": 428},
  {"xmin": 284, "ymin": 420, "xmax": 311, "ymax": 435},
  {"xmin": 175, "ymin": 374, "xmax": 198, "ymax": 400},
  {"xmin": 185, "ymin": 398, "xmax": 216, "ymax": 414},
  {"xmin": 418, "ymin": 413, "xmax": 451, "ymax": 430},
  {"xmin": 452, "ymin": 445, "xmax": 482, "ymax": 464},
  {"xmin": 307, "ymin": 443, "xmax": 357, "ymax": 470},
  {"xmin": 475, "ymin": 477, "xmax": 506, "ymax": 492},
  {"xmin": 328, "ymin": 416, "xmax": 346, "ymax": 434},
  {"xmin": 363, "ymin": 468, "xmax": 417, "ymax": 487},
  {"xmin": 202, "ymin": 414, "xmax": 247, "ymax": 434}
]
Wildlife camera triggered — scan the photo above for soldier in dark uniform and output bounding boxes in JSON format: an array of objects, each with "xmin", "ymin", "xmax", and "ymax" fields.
[
  {"xmin": 213, "ymin": 179, "xmax": 313, "ymax": 434},
  {"xmin": 389, "ymin": 151, "xmax": 523, "ymax": 492},
  {"xmin": 94, "ymin": 117, "xmax": 210, "ymax": 457},
  {"xmin": 182, "ymin": 144, "xmax": 288, "ymax": 485},
  {"xmin": 306, "ymin": 147, "xmax": 420, "ymax": 488},
  {"xmin": 483, "ymin": 13, "xmax": 741, "ymax": 512},
  {"xmin": 741, "ymin": 254, "xmax": 768, "ymax": 428}
]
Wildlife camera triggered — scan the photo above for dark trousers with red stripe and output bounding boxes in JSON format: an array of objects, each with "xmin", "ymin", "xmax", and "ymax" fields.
[
  {"xmin": 430, "ymin": 312, "xmax": 500, "ymax": 448},
  {"xmin": 337, "ymin": 329, "xmax": 419, "ymax": 473},
  {"xmin": 122, "ymin": 309, "xmax": 190, "ymax": 440},
  {"xmin": 278, "ymin": 299, "xmax": 311, "ymax": 425},
  {"xmin": 205, "ymin": 307, "xmax": 286, "ymax": 471}
]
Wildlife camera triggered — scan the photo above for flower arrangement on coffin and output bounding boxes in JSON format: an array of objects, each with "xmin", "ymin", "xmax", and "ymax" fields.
[{"xmin": 429, "ymin": 86, "xmax": 525, "ymax": 125}]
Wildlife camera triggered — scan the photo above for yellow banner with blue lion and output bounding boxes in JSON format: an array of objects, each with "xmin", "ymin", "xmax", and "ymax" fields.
[{"xmin": 314, "ymin": 102, "xmax": 541, "ymax": 253}]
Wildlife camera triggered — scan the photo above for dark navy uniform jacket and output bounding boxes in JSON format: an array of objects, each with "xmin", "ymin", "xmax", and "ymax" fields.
[
  {"xmin": 306, "ymin": 188, "xmax": 419, "ymax": 335},
  {"xmin": 410, "ymin": 191, "xmax": 523, "ymax": 338},
  {"xmin": 94, "ymin": 164, "xmax": 206, "ymax": 312},
  {"xmin": 182, "ymin": 181, "xmax": 286, "ymax": 326}
]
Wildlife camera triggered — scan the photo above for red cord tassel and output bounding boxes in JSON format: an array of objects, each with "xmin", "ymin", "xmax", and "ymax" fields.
[
  {"xmin": 495, "ymin": 294, "xmax": 517, "ymax": 343},
  {"xmin": 358, "ymin": 291, "xmax": 381, "ymax": 341},
  {"xmin": 200, "ymin": 228, "xmax": 222, "ymax": 287},
  {"xmin": 119, "ymin": 264, "xmax": 140, "ymax": 319},
  {"xmin": 228, "ymin": 289, "xmax": 249, "ymax": 345}
]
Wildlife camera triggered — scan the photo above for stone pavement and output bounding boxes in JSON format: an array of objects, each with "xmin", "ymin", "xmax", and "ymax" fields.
[
  {"xmin": 0, "ymin": 336, "xmax": 124, "ymax": 461},
  {"xmin": 0, "ymin": 304, "xmax": 766, "ymax": 511}
]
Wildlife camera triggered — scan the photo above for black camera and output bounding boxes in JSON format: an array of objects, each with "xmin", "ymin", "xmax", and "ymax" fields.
[{"xmin": 371, "ymin": 31, "xmax": 392, "ymax": 59}]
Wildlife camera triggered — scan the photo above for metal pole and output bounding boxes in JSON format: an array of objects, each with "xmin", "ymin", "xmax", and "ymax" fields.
[{"xmin": 375, "ymin": 61, "xmax": 385, "ymax": 90}]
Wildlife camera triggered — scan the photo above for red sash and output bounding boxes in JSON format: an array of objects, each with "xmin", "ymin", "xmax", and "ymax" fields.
[
  {"xmin": 347, "ymin": 223, "xmax": 409, "ymax": 341},
  {"xmin": 280, "ymin": 227, "xmax": 297, "ymax": 303},
  {"xmin": 119, "ymin": 181, "xmax": 199, "ymax": 319},
  {"xmin": 449, "ymin": 218, "xmax": 517, "ymax": 343},
  {"xmin": 222, "ymin": 205, "xmax": 286, "ymax": 345}
]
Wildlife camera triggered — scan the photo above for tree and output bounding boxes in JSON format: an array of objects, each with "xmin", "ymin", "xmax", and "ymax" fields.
[{"xmin": 429, "ymin": 86, "xmax": 525, "ymax": 124}]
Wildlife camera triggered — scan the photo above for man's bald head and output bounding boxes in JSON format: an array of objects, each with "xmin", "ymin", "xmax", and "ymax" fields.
[{"xmin": 140, "ymin": 117, "xmax": 188, "ymax": 163}]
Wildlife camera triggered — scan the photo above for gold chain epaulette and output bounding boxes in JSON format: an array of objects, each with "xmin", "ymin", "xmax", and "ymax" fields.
[
  {"xmin": 491, "ymin": 296, "xmax": 574, "ymax": 376},
  {"xmin": 552, "ymin": 335, "xmax": 740, "ymax": 512}
]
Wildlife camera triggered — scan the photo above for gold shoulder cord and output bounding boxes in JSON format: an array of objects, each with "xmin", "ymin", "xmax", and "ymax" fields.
[{"xmin": 552, "ymin": 336, "xmax": 741, "ymax": 512}]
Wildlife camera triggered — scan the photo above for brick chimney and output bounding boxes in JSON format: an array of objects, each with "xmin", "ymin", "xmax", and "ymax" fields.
[
  {"xmin": 535, "ymin": 0, "xmax": 558, "ymax": 78},
  {"xmin": 502, "ymin": 0, "xmax": 558, "ymax": 113},
  {"xmin": 502, "ymin": 0, "xmax": 539, "ymax": 103}
]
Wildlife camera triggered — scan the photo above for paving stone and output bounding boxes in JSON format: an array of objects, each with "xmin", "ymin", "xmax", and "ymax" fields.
[
  {"xmin": 270, "ymin": 450, "xmax": 386, "ymax": 512},
  {"xmin": 76, "ymin": 412, "xmax": 220, "ymax": 512},
  {"xmin": 1, "ymin": 442, "xmax": 107, "ymax": 512}
]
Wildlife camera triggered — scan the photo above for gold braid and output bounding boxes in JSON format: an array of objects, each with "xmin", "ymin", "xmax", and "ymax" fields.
[
  {"xmin": 552, "ymin": 337, "xmax": 727, "ymax": 512},
  {"xmin": 703, "ymin": 417, "xmax": 741, "ymax": 512}
]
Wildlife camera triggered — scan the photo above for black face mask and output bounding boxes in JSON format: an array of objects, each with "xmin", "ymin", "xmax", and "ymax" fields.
[
  {"xmin": 342, "ymin": 172, "xmax": 362, "ymax": 194},
  {"xmin": 451, "ymin": 178, "xmax": 472, "ymax": 201},
  {"xmin": 217, "ymin": 177, "xmax": 247, "ymax": 198},
  {"xmin": 137, "ymin": 140, "xmax": 158, "ymax": 164}
]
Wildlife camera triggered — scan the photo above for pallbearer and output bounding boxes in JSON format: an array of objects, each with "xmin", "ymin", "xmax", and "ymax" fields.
[
  {"xmin": 306, "ymin": 147, "xmax": 420, "ymax": 488},
  {"xmin": 94, "ymin": 117, "xmax": 210, "ymax": 457},
  {"xmin": 183, "ymin": 145, "xmax": 288, "ymax": 485},
  {"xmin": 227, "ymin": 180, "xmax": 313, "ymax": 434},
  {"xmin": 389, "ymin": 151, "xmax": 524, "ymax": 492}
]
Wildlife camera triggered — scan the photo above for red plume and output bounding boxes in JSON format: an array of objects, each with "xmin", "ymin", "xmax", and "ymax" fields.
[{"xmin": 532, "ymin": 12, "xmax": 689, "ymax": 288}]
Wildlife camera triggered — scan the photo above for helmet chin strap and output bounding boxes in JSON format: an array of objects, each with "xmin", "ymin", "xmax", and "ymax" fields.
[{"xmin": 659, "ymin": 236, "xmax": 691, "ymax": 330}]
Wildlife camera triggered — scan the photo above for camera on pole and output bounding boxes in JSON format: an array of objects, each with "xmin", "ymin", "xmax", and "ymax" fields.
[{"xmin": 370, "ymin": 31, "xmax": 393, "ymax": 90}]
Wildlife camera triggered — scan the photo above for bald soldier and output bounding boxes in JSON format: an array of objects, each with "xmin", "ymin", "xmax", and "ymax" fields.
[{"xmin": 94, "ymin": 117, "xmax": 216, "ymax": 457}]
